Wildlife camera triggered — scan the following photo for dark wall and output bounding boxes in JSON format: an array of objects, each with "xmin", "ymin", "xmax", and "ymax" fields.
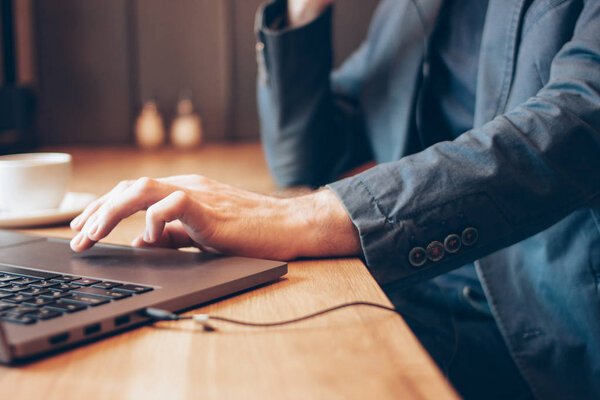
[
  {"xmin": 33, "ymin": 0, "xmax": 379, "ymax": 145},
  {"xmin": 135, "ymin": 0, "xmax": 232, "ymax": 141},
  {"xmin": 0, "ymin": 0, "xmax": 36, "ymax": 86},
  {"xmin": 35, "ymin": 0, "xmax": 132, "ymax": 145}
]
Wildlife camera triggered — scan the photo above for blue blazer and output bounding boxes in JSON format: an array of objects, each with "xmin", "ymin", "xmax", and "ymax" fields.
[{"xmin": 256, "ymin": 1, "xmax": 600, "ymax": 398}]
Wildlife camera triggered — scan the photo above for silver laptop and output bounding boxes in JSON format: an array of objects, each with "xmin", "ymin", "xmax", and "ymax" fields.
[{"xmin": 0, "ymin": 230, "xmax": 287, "ymax": 364}]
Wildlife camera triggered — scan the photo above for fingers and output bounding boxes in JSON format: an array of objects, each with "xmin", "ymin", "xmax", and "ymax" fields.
[
  {"xmin": 70, "ymin": 178, "xmax": 178, "ymax": 251},
  {"xmin": 131, "ymin": 222, "xmax": 194, "ymax": 249},
  {"xmin": 70, "ymin": 196, "xmax": 106, "ymax": 231},
  {"xmin": 131, "ymin": 230, "xmax": 173, "ymax": 248},
  {"xmin": 144, "ymin": 194, "xmax": 222, "ymax": 255},
  {"xmin": 70, "ymin": 230, "xmax": 97, "ymax": 251},
  {"xmin": 69, "ymin": 174, "xmax": 223, "ymax": 253},
  {"xmin": 144, "ymin": 191, "xmax": 194, "ymax": 243},
  {"xmin": 71, "ymin": 175, "xmax": 210, "ymax": 232},
  {"xmin": 70, "ymin": 180, "xmax": 133, "ymax": 231},
  {"xmin": 87, "ymin": 178, "xmax": 173, "ymax": 239}
]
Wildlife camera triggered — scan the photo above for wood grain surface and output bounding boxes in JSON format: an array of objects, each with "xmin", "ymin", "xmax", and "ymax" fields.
[{"xmin": 0, "ymin": 145, "xmax": 458, "ymax": 400}]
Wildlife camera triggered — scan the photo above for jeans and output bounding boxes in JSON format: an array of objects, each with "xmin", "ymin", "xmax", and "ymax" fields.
[{"xmin": 385, "ymin": 264, "xmax": 535, "ymax": 400}]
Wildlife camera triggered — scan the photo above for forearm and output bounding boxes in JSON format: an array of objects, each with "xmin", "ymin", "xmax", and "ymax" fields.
[
  {"xmin": 257, "ymin": 1, "xmax": 335, "ymax": 186},
  {"xmin": 257, "ymin": 1, "xmax": 372, "ymax": 187},
  {"xmin": 324, "ymin": 0, "xmax": 600, "ymax": 286},
  {"xmin": 329, "ymin": 69, "xmax": 600, "ymax": 286}
]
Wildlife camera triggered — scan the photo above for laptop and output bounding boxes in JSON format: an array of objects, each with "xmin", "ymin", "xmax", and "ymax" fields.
[{"xmin": 0, "ymin": 230, "xmax": 287, "ymax": 364}]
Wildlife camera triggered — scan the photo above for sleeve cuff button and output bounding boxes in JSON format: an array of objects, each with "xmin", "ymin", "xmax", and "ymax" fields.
[
  {"xmin": 444, "ymin": 234, "xmax": 461, "ymax": 253},
  {"xmin": 426, "ymin": 241, "xmax": 445, "ymax": 262},
  {"xmin": 461, "ymin": 227, "xmax": 479, "ymax": 246},
  {"xmin": 409, "ymin": 247, "xmax": 427, "ymax": 267}
]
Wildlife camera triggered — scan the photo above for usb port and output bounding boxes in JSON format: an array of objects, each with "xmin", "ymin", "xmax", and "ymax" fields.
[
  {"xmin": 49, "ymin": 332, "xmax": 69, "ymax": 345},
  {"xmin": 84, "ymin": 323, "xmax": 101, "ymax": 336},
  {"xmin": 114, "ymin": 315, "xmax": 130, "ymax": 326}
]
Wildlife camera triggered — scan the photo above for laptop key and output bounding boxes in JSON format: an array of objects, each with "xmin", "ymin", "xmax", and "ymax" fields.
[
  {"xmin": 62, "ymin": 294, "xmax": 109, "ymax": 306},
  {"xmin": 0, "ymin": 265, "xmax": 60, "ymax": 280},
  {"xmin": 26, "ymin": 308, "xmax": 61, "ymax": 320},
  {"xmin": 0, "ymin": 274, "xmax": 19, "ymax": 283},
  {"xmin": 0, "ymin": 285, "xmax": 29, "ymax": 293},
  {"xmin": 40, "ymin": 290, "xmax": 72, "ymax": 300},
  {"xmin": 7, "ymin": 306, "xmax": 39, "ymax": 316},
  {"xmin": 3, "ymin": 294, "xmax": 34, "ymax": 304},
  {"xmin": 92, "ymin": 281, "xmax": 123, "ymax": 290},
  {"xmin": 0, "ymin": 303, "xmax": 16, "ymax": 312},
  {"xmin": 71, "ymin": 278, "xmax": 101, "ymax": 287},
  {"xmin": 71, "ymin": 287, "xmax": 131, "ymax": 300},
  {"xmin": 45, "ymin": 301, "xmax": 86, "ymax": 313},
  {"xmin": 113, "ymin": 284, "xmax": 153, "ymax": 294},
  {"xmin": 30, "ymin": 281, "xmax": 59, "ymax": 289},
  {"xmin": 54, "ymin": 283, "xmax": 79, "ymax": 291},
  {"xmin": 0, "ymin": 292, "xmax": 13, "ymax": 299},
  {"xmin": 51, "ymin": 275, "xmax": 79, "ymax": 283},
  {"xmin": 20, "ymin": 287, "xmax": 50, "ymax": 296},
  {"xmin": 11, "ymin": 277, "xmax": 40, "ymax": 286},
  {"xmin": 2, "ymin": 315, "xmax": 35, "ymax": 325},
  {"xmin": 24, "ymin": 297, "xmax": 57, "ymax": 307}
]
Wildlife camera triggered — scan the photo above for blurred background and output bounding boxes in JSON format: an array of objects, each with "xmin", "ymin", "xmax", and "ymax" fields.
[{"xmin": 0, "ymin": 0, "xmax": 379, "ymax": 152}]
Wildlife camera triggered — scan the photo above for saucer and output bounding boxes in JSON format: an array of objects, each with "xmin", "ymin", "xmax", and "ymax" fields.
[{"xmin": 0, "ymin": 192, "xmax": 97, "ymax": 228}]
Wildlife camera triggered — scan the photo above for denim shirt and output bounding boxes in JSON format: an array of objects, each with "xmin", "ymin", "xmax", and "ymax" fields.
[{"xmin": 255, "ymin": 1, "xmax": 600, "ymax": 398}]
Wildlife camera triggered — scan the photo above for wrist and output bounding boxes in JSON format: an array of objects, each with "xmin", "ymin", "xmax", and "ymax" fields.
[{"xmin": 285, "ymin": 188, "xmax": 361, "ymax": 258}]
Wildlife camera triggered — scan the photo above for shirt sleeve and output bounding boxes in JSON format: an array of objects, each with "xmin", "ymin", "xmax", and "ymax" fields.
[
  {"xmin": 255, "ymin": 0, "xmax": 373, "ymax": 187},
  {"xmin": 328, "ymin": 0, "xmax": 600, "ymax": 287}
]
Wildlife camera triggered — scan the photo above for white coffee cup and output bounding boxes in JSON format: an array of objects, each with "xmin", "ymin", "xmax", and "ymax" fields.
[{"xmin": 0, "ymin": 153, "xmax": 72, "ymax": 212}]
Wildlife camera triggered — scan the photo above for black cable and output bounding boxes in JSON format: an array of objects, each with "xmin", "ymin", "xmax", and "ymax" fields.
[{"xmin": 145, "ymin": 301, "xmax": 401, "ymax": 331}]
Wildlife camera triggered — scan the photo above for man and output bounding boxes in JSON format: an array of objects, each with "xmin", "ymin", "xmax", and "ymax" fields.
[{"xmin": 71, "ymin": 0, "xmax": 600, "ymax": 398}]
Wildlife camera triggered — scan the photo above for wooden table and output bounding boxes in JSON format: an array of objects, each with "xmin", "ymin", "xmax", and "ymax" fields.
[{"xmin": 0, "ymin": 145, "xmax": 458, "ymax": 400}]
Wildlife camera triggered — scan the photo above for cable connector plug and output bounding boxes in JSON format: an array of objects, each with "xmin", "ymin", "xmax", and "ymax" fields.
[
  {"xmin": 145, "ymin": 307, "xmax": 180, "ymax": 321},
  {"xmin": 192, "ymin": 314, "xmax": 216, "ymax": 332}
]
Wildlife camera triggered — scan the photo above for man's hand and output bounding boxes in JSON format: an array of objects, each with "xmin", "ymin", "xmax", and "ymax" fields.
[
  {"xmin": 69, "ymin": 175, "xmax": 361, "ymax": 260},
  {"xmin": 287, "ymin": 0, "xmax": 335, "ymax": 27}
]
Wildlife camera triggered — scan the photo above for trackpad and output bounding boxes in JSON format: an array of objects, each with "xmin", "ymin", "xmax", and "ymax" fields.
[{"xmin": 0, "ymin": 231, "xmax": 46, "ymax": 249}]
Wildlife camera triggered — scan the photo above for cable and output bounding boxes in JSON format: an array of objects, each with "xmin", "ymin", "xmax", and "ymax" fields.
[
  {"xmin": 146, "ymin": 3, "xmax": 428, "ymax": 333},
  {"xmin": 145, "ymin": 301, "xmax": 401, "ymax": 332}
]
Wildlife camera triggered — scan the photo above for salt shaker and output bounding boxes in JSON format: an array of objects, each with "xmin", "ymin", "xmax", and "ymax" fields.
[{"xmin": 135, "ymin": 100, "xmax": 165, "ymax": 149}]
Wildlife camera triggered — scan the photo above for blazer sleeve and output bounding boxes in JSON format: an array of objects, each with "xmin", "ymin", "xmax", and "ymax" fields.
[
  {"xmin": 256, "ymin": 0, "xmax": 373, "ymax": 187},
  {"xmin": 327, "ymin": 0, "xmax": 600, "ymax": 287}
]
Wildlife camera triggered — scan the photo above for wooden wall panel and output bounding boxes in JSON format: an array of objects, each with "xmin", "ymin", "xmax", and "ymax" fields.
[
  {"xmin": 229, "ymin": 0, "xmax": 261, "ymax": 141},
  {"xmin": 134, "ymin": 0, "xmax": 232, "ymax": 141},
  {"xmin": 1, "ymin": 0, "xmax": 37, "ymax": 87},
  {"xmin": 30, "ymin": 0, "xmax": 378, "ymax": 145},
  {"xmin": 34, "ymin": 0, "xmax": 131, "ymax": 145},
  {"xmin": 15, "ymin": 0, "xmax": 36, "ymax": 85}
]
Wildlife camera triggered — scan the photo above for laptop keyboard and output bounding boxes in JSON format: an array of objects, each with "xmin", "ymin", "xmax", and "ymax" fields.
[{"xmin": 0, "ymin": 265, "xmax": 153, "ymax": 325}]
